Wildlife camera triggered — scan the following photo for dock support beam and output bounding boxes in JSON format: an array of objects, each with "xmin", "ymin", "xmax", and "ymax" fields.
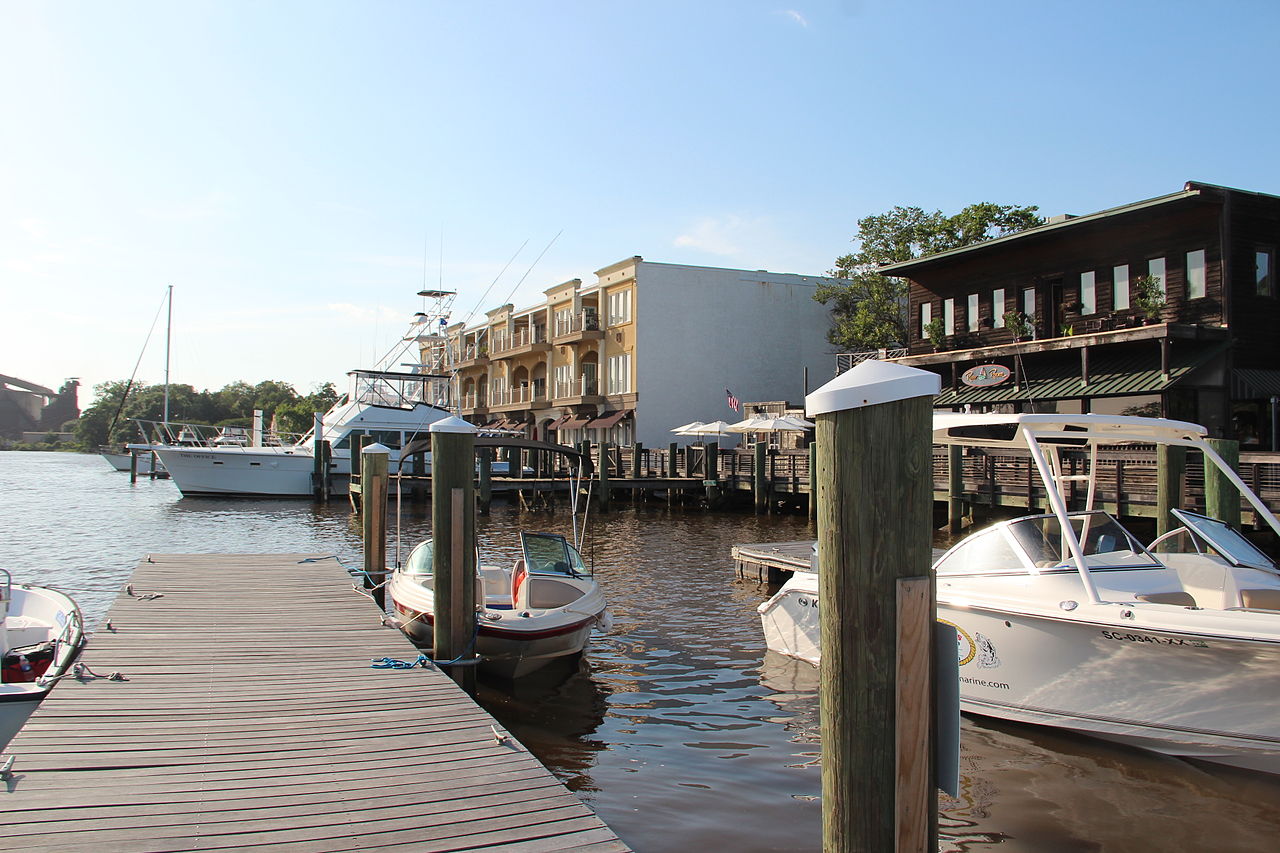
[
  {"xmin": 754, "ymin": 440, "xmax": 768, "ymax": 514},
  {"xmin": 431, "ymin": 417, "xmax": 478, "ymax": 693},
  {"xmin": 948, "ymin": 445, "xmax": 965, "ymax": 534},
  {"xmin": 1156, "ymin": 444, "xmax": 1187, "ymax": 537},
  {"xmin": 809, "ymin": 361, "xmax": 942, "ymax": 853},
  {"xmin": 360, "ymin": 443, "xmax": 389, "ymax": 610},
  {"xmin": 1204, "ymin": 438, "xmax": 1241, "ymax": 527},
  {"xmin": 597, "ymin": 441, "xmax": 611, "ymax": 513}
]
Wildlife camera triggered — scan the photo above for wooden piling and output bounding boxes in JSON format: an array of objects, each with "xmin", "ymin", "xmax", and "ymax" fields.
[
  {"xmin": 1204, "ymin": 437, "xmax": 1241, "ymax": 527},
  {"xmin": 477, "ymin": 447, "xmax": 492, "ymax": 514},
  {"xmin": 948, "ymin": 445, "xmax": 964, "ymax": 534},
  {"xmin": 809, "ymin": 362, "xmax": 941, "ymax": 853},
  {"xmin": 808, "ymin": 441, "xmax": 818, "ymax": 520},
  {"xmin": 668, "ymin": 441, "xmax": 678, "ymax": 477},
  {"xmin": 361, "ymin": 443, "xmax": 389, "ymax": 610},
  {"xmin": 129, "ymin": 450, "xmax": 138, "ymax": 484},
  {"xmin": 597, "ymin": 441, "xmax": 611, "ymax": 513},
  {"xmin": 312, "ymin": 413, "xmax": 326, "ymax": 500},
  {"xmin": 754, "ymin": 440, "xmax": 768, "ymax": 514},
  {"xmin": 431, "ymin": 418, "xmax": 478, "ymax": 693},
  {"xmin": 705, "ymin": 440, "xmax": 720, "ymax": 506},
  {"xmin": 1156, "ymin": 443, "xmax": 1187, "ymax": 537}
]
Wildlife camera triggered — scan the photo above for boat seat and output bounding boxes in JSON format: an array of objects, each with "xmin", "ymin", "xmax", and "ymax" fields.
[
  {"xmin": 1136, "ymin": 591, "xmax": 1198, "ymax": 607},
  {"xmin": 1238, "ymin": 589, "xmax": 1280, "ymax": 611}
]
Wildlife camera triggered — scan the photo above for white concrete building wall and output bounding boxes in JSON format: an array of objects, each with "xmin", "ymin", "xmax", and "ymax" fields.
[{"xmin": 633, "ymin": 261, "xmax": 833, "ymax": 447}]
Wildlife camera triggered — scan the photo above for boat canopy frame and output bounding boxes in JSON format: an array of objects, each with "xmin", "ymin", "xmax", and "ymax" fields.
[{"xmin": 932, "ymin": 413, "xmax": 1280, "ymax": 604}]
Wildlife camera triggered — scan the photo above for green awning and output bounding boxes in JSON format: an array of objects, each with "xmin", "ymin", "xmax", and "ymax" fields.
[{"xmin": 934, "ymin": 342, "xmax": 1229, "ymax": 406}]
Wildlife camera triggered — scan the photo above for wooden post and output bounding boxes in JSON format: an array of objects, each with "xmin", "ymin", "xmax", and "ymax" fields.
[
  {"xmin": 809, "ymin": 361, "xmax": 941, "ymax": 853},
  {"xmin": 705, "ymin": 439, "xmax": 720, "ymax": 505},
  {"xmin": 477, "ymin": 448, "xmax": 492, "ymax": 515},
  {"xmin": 1156, "ymin": 443, "xmax": 1187, "ymax": 537},
  {"xmin": 948, "ymin": 445, "xmax": 965, "ymax": 534},
  {"xmin": 668, "ymin": 441, "xmax": 678, "ymax": 478},
  {"xmin": 431, "ymin": 417, "xmax": 477, "ymax": 693},
  {"xmin": 753, "ymin": 440, "xmax": 768, "ymax": 514},
  {"xmin": 129, "ymin": 451, "xmax": 138, "ymax": 484},
  {"xmin": 1204, "ymin": 438, "xmax": 1241, "ymax": 527},
  {"xmin": 312, "ymin": 413, "xmax": 326, "ymax": 500},
  {"xmin": 808, "ymin": 441, "xmax": 818, "ymax": 521},
  {"xmin": 411, "ymin": 442, "xmax": 425, "ymax": 502},
  {"xmin": 361, "ymin": 443, "xmax": 389, "ymax": 611},
  {"xmin": 596, "ymin": 441, "xmax": 611, "ymax": 513}
]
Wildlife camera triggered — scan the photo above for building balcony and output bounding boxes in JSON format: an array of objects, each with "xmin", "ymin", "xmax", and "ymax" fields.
[
  {"xmin": 552, "ymin": 379, "xmax": 604, "ymax": 407},
  {"xmin": 459, "ymin": 392, "xmax": 489, "ymax": 417},
  {"xmin": 452, "ymin": 344, "xmax": 490, "ymax": 370},
  {"xmin": 488, "ymin": 384, "xmax": 549, "ymax": 413},
  {"xmin": 552, "ymin": 311, "xmax": 603, "ymax": 345},
  {"xmin": 491, "ymin": 328, "xmax": 552, "ymax": 359}
]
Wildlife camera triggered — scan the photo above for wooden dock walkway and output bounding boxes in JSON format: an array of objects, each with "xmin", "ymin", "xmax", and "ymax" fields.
[{"xmin": 0, "ymin": 554, "xmax": 627, "ymax": 853}]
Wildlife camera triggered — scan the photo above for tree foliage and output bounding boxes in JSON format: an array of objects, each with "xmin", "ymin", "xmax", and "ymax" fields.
[
  {"xmin": 816, "ymin": 202, "xmax": 1043, "ymax": 351},
  {"xmin": 76, "ymin": 379, "xmax": 340, "ymax": 448}
]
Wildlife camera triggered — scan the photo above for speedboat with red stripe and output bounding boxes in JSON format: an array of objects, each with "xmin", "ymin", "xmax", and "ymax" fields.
[
  {"xmin": 2, "ymin": 571, "xmax": 86, "ymax": 748},
  {"xmin": 389, "ymin": 531, "xmax": 610, "ymax": 678}
]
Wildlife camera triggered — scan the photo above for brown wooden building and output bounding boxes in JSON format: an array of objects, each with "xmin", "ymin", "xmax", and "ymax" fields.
[{"xmin": 880, "ymin": 181, "xmax": 1280, "ymax": 446}]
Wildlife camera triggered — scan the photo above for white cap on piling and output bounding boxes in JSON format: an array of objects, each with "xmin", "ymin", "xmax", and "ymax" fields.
[
  {"xmin": 805, "ymin": 360, "xmax": 941, "ymax": 417},
  {"xmin": 362, "ymin": 442, "xmax": 391, "ymax": 455},
  {"xmin": 429, "ymin": 415, "xmax": 478, "ymax": 434}
]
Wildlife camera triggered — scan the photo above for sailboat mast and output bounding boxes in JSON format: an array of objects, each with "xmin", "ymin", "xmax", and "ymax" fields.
[{"xmin": 163, "ymin": 284, "xmax": 172, "ymax": 425}]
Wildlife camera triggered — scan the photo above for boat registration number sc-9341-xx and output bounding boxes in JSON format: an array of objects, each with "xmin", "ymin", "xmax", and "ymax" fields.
[{"xmin": 1100, "ymin": 630, "xmax": 1209, "ymax": 648}]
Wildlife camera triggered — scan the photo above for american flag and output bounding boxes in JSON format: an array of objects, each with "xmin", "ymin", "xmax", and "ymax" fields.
[{"xmin": 726, "ymin": 388, "xmax": 741, "ymax": 412}]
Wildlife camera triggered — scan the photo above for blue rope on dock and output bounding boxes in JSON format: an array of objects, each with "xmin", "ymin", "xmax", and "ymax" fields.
[{"xmin": 370, "ymin": 653, "xmax": 431, "ymax": 669}]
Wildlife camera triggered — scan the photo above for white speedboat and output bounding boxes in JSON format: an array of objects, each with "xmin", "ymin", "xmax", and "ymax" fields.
[
  {"xmin": 147, "ymin": 369, "xmax": 452, "ymax": 497},
  {"xmin": 389, "ymin": 531, "xmax": 611, "ymax": 678},
  {"xmin": 1, "ymin": 571, "xmax": 86, "ymax": 748},
  {"xmin": 759, "ymin": 413, "xmax": 1280, "ymax": 774}
]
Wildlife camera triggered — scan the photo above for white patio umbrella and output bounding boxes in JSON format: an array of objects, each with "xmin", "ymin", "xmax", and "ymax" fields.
[
  {"xmin": 680, "ymin": 420, "xmax": 735, "ymax": 437},
  {"xmin": 671, "ymin": 420, "xmax": 707, "ymax": 434},
  {"xmin": 729, "ymin": 416, "xmax": 812, "ymax": 433},
  {"xmin": 778, "ymin": 415, "xmax": 816, "ymax": 429}
]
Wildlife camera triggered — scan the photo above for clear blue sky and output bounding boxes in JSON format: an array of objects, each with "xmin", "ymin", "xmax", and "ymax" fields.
[{"xmin": 5, "ymin": 1, "xmax": 1278, "ymax": 406}]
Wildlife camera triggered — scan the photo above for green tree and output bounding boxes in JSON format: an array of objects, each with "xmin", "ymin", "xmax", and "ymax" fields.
[{"xmin": 816, "ymin": 202, "xmax": 1044, "ymax": 350}]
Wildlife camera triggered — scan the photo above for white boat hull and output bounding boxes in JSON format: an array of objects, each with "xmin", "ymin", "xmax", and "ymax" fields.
[
  {"xmin": 2, "ymin": 584, "xmax": 86, "ymax": 749},
  {"xmin": 100, "ymin": 451, "xmax": 160, "ymax": 475},
  {"xmin": 388, "ymin": 566, "xmax": 608, "ymax": 679},
  {"xmin": 152, "ymin": 445, "xmax": 349, "ymax": 497},
  {"xmin": 759, "ymin": 570, "xmax": 1280, "ymax": 773}
]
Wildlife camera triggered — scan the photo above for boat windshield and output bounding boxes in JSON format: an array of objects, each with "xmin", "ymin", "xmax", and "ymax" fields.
[
  {"xmin": 520, "ymin": 532, "xmax": 589, "ymax": 577},
  {"xmin": 1167, "ymin": 509, "xmax": 1278, "ymax": 572},
  {"xmin": 936, "ymin": 511, "xmax": 1161, "ymax": 576},
  {"xmin": 404, "ymin": 540, "xmax": 434, "ymax": 577}
]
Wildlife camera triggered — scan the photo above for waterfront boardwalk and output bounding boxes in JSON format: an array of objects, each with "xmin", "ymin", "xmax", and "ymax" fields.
[{"xmin": 0, "ymin": 554, "xmax": 627, "ymax": 852}]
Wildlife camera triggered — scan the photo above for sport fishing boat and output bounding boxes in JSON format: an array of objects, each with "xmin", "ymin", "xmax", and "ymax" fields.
[
  {"xmin": 388, "ymin": 531, "xmax": 611, "ymax": 678},
  {"xmin": 759, "ymin": 413, "xmax": 1280, "ymax": 774},
  {"xmin": 1, "ymin": 571, "xmax": 86, "ymax": 748},
  {"xmin": 145, "ymin": 368, "xmax": 453, "ymax": 497}
]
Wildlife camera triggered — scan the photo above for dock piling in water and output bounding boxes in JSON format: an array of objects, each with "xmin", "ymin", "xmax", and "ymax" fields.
[
  {"xmin": 361, "ymin": 443, "xmax": 389, "ymax": 610},
  {"xmin": 431, "ymin": 417, "xmax": 478, "ymax": 693},
  {"xmin": 808, "ymin": 360, "xmax": 942, "ymax": 853}
]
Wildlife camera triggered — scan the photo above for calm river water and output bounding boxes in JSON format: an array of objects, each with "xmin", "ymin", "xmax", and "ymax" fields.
[{"xmin": 3, "ymin": 452, "xmax": 1279, "ymax": 851}]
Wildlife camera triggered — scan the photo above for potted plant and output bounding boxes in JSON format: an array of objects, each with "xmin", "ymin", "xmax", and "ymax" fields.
[
  {"xmin": 924, "ymin": 317, "xmax": 946, "ymax": 351},
  {"xmin": 1003, "ymin": 310, "xmax": 1032, "ymax": 341},
  {"xmin": 1132, "ymin": 274, "xmax": 1166, "ymax": 323}
]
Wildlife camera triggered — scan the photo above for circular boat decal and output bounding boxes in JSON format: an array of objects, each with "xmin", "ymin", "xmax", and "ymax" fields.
[{"xmin": 940, "ymin": 618, "xmax": 976, "ymax": 666}]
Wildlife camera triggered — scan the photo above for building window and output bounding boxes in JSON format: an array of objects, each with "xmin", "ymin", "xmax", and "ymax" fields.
[
  {"xmin": 1186, "ymin": 250, "xmax": 1206, "ymax": 299},
  {"xmin": 1148, "ymin": 257, "xmax": 1166, "ymax": 294},
  {"xmin": 1022, "ymin": 287, "xmax": 1035, "ymax": 319},
  {"xmin": 607, "ymin": 353, "xmax": 631, "ymax": 394},
  {"xmin": 1258, "ymin": 249, "xmax": 1275, "ymax": 297},
  {"xmin": 1080, "ymin": 271, "xmax": 1096, "ymax": 315},
  {"xmin": 1113, "ymin": 264, "xmax": 1130, "ymax": 311},
  {"xmin": 992, "ymin": 288, "xmax": 1005, "ymax": 327},
  {"xmin": 919, "ymin": 302, "xmax": 931, "ymax": 338},
  {"xmin": 607, "ymin": 289, "xmax": 632, "ymax": 325},
  {"xmin": 943, "ymin": 298, "xmax": 955, "ymax": 335},
  {"xmin": 967, "ymin": 293, "xmax": 980, "ymax": 331}
]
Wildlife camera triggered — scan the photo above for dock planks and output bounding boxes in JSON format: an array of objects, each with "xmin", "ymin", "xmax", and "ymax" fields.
[{"xmin": 0, "ymin": 554, "xmax": 627, "ymax": 852}]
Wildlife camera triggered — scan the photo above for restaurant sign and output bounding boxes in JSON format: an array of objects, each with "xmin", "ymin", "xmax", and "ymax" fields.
[{"xmin": 962, "ymin": 364, "xmax": 1012, "ymax": 388}]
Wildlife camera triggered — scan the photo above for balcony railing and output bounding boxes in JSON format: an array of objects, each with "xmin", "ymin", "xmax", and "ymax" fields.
[
  {"xmin": 461, "ymin": 392, "xmax": 488, "ymax": 409},
  {"xmin": 554, "ymin": 377, "xmax": 600, "ymax": 399},
  {"xmin": 835, "ymin": 348, "xmax": 909, "ymax": 374},
  {"xmin": 492, "ymin": 327, "xmax": 549, "ymax": 355},
  {"xmin": 553, "ymin": 310, "xmax": 600, "ymax": 337}
]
